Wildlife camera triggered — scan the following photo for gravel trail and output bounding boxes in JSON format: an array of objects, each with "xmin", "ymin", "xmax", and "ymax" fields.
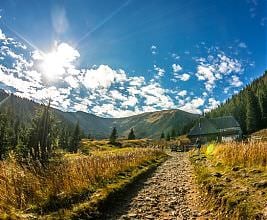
[{"xmin": 105, "ymin": 152, "xmax": 206, "ymax": 220}]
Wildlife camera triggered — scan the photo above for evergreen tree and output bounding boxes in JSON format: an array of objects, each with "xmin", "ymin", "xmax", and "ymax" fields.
[
  {"xmin": 160, "ymin": 131, "xmax": 165, "ymax": 139},
  {"xmin": 128, "ymin": 128, "xmax": 136, "ymax": 140},
  {"xmin": 165, "ymin": 133, "xmax": 171, "ymax": 141},
  {"xmin": 246, "ymin": 90, "xmax": 261, "ymax": 133},
  {"xmin": 258, "ymin": 87, "xmax": 267, "ymax": 128},
  {"xmin": 70, "ymin": 121, "xmax": 81, "ymax": 153},
  {"xmin": 171, "ymin": 128, "xmax": 176, "ymax": 139},
  {"xmin": 109, "ymin": 127, "xmax": 118, "ymax": 144},
  {"xmin": 26, "ymin": 100, "xmax": 57, "ymax": 163},
  {"xmin": 0, "ymin": 112, "xmax": 8, "ymax": 160},
  {"xmin": 59, "ymin": 125, "xmax": 71, "ymax": 150}
]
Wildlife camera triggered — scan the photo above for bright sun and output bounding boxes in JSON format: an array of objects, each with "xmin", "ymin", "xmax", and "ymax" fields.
[
  {"xmin": 41, "ymin": 51, "xmax": 66, "ymax": 79},
  {"xmin": 40, "ymin": 43, "xmax": 79, "ymax": 79}
]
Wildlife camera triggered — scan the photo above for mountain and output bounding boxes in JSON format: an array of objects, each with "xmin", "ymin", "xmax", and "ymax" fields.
[
  {"xmin": 207, "ymin": 70, "xmax": 267, "ymax": 134},
  {"xmin": 0, "ymin": 90, "xmax": 199, "ymax": 139}
]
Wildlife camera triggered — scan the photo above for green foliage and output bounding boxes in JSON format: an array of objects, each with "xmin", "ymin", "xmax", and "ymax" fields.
[
  {"xmin": 207, "ymin": 71, "xmax": 267, "ymax": 134},
  {"xmin": 127, "ymin": 128, "xmax": 136, "ymax": 140},
  {"xmin": 70, "ymin": 121, "xmax": 81, "ymax": 153},
  {"xmin": 246, "ymin": 90, "xmax": 261, "ymax": 133},
  {"xmin": 160, "ymin": 131, "xmax": 165, "ymax": 139},
  {"xmin": 109, "ymin": 127, "xmax": 118, "ymax": 144},
  {"xmin": 26, "ymin": 100, "xmax": 58, "ymax": 163},
  {"xmin": 0, "ymin": 112, "xmax": 8, "ymax": 160},
  {"xmin": 171, "ymin": 128, "xmax": 176, "ymax": 139},
  {"xmin": 165, "ymin": 133, "xmax": 170, "ymax": 141}
]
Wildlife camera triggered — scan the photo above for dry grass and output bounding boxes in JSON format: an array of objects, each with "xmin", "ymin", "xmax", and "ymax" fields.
[
  {"xmin": 191, "ymin": 141, "xmax": 267, "ymax": 219},
  {"xmin": 212, "ymin": 141, "xmax": 267, "ymax": 168},
  {"xmin": 0, "ymin": 147, "xmax": 164, "ymax": 215}
]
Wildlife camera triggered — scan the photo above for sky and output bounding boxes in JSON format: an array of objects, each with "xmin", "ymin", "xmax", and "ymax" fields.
[{"xmin": 0, "ymin": 0, "xmax": 266, "ymax": 117}]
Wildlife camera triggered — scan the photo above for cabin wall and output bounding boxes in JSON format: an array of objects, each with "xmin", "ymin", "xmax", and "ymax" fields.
[{"xmin": 188, "ymin": 131, "xmax": 241, "ymax": 143}]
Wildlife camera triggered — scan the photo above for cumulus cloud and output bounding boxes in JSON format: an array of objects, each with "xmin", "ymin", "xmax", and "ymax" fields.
[
  {"xmin": 230, "ymin": 75, "xmax": 243, "ymax": 87},
  {"xmin": 176, "ymin": 73, "xmax": 190, "ymax": 81},
  {"xmin": 179, "ymin": 97, "xmax": 204, "ymax": 114},
  {"xmin": 195, "ymin": 53, "xmax": 243, "ymax": 92},
  {"xmin": 153, "ymin": 65, "xmax": 165, "ymax": 78},
  {"xmin": 83, "ymin": 65, "xmax": 127, "ymax": 90},
  {"xmin": 172, "ymin": 64, "xmax": 182, "ymax": 72},
  {"xmin": 204, "ymin": 98, "xmax": 220, "ymax": 112},
  {"xmin": 177, "ymin": 90, "xmax": 187, "ymax": 97}
]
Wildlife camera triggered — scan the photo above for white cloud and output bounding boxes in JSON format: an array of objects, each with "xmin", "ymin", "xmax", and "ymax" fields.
[
  {"xmin": 110, "ymin": 90, "xmax": 127, "ymax": 101},
  {"xmin": 195, "ymin": 53, "xmax": 243, "ymax": 92},
  {"xmin": 172, "ymin": 64, "xmax": 182, "ymax": 72},
  {"xmin": 204, "ymin": 98, "xmax": 220, "ymax": 112},
  {"xmin": 154, "ymin": 65, "xmax": 165, "ymax": 78},
  {"xmin": 122, "ymin": 96, "xmax": 138, "ymax": 107},
  {"xmin": 83, "ymin": 65, "xmax": 127, "ymax": 89},
  {"xmin": 230, "ymin": 75, "xmax": 243, "ymax": 87},
  {"xmin": 171, "ymin": 53, "xmax": 180, "ymax": 60},
  {"xmin": 140, "ymin": 82, "xmax": 175, "ymax": 109},
  {"xmin": 238, "ymin": 42, "xmax": 247, "ymax": 48},
  {"xmin": 179, "ymin": 73, "xmax": 190, "ymax": 81},
  {"xmin": 151, "ymin": 45, "xmax": 157, "ymax": 55},
  {"xmin": 0, "ymin": 29, "xmax": 6, "ymax": 40},
  {"xmin": 64, "ymin": 75, "xmax": 79, "ymax": 88},
  {"xmin": 177, "ymin": 90, "xmax": 187, "ymax": 97},
  {"xmin": 179, "ymin": 97, "xmax": 204, "ymax": 114}
]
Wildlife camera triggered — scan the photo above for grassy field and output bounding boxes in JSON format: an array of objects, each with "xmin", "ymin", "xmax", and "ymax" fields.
[
  {"xmin": 191, "ymin": 141, "xmax": 267, "ymax": 219},
  {"xmin": 0, "ymin": 139, "xmax": 166, "ymax": 219}
]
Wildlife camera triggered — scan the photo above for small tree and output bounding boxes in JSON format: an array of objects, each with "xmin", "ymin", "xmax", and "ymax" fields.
[
  {"xmin": 246, "ymin": 90, "xmax": 261, "ymax": 133},
  {"xmin": 166, "ymin": 133, "xmax": 171, "ymax": 141},
  {"xmin": 171, "ymin": 128, "xmax": 176, "ymax": 139},
  {"xmin": 70, "ymin": 121, "xmax": 81, "ymax": 153},
  {"xmin": 128, "ymin": 128, "xmax": 136, "ymax": 140},
  {"xmin": 160, "ymin": 131, "xmax": 165, "ymax": 139},
  {"xmin": 109, "ymin": 127, "xmax": 118, "ymax": 144}
]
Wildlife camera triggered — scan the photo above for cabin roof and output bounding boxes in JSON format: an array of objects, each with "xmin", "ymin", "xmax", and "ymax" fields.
[
  {"xmin": 188, "ymin": 116, "xmax": 241, "ymax": 136},
  {"xmin": 210, "ymin": 116, "xmax": 240, "ymax": 130}
]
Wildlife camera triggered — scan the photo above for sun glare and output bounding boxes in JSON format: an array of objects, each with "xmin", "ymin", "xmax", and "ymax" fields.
[
  {"xmin": 39, "ymin": 43, "xmax": 79, "ymax": 79},
  {"xmin": 41, "ymin": 51, "xmax": 65, "ymax": 79}
]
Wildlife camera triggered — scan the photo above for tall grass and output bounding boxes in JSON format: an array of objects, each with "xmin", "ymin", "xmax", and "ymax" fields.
[
  {"xmin": 212, "ymin": 141, "xmax": 267, "ymax": 168},
  {"xmin": 0, "ymin": 148, "xmax": 163, "ymax": 213}
]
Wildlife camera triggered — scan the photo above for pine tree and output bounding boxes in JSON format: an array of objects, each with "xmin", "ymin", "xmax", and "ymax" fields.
[
  {"xmin": 59, "ymin": 125, "xmax": 71, "ymax": 150},
  {"xmin": 160, "ymin": 131, "xmax": 165, "ymax": 139},
  {"xmin": 0, "ymin": 112, "xmax": 8, "ymax": 160},
  {"xmin": 258, "ymin": 87, "xmax": 267, "ymax": 128},
  {"xmin": 128, "ymin": 128, "xmax": 136, "ymax": 140},
  {"xmin": 109, "ymin": 127, "xmax": 118, "ymax": 144},
  {"xmin": 166, "ymin": 133, "xmax": 171, "ymax": 141},
  {"xmin": 246, "ymin": 90, "xmax": 261, "ymax": 133},
  {"xmin": 26, "ymin": 100, "xmax": 57, "ymax": 163},
  {"xmin": 171, "ymin": 128, "xmax": 176, "ymax": 139},
  {"xmin": 70, "ymin": 121, "xmax": 81, "ymax": 153}
]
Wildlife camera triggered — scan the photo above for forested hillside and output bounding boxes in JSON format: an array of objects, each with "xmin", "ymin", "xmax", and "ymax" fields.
[{"xmin": 207, "ymin": 71, "xmax": 267, "ymax": 134}]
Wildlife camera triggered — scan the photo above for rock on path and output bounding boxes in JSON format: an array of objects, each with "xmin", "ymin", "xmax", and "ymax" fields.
[{"xmin": 110, "ymin": 152, "xmax": 206, "ymax": 220}]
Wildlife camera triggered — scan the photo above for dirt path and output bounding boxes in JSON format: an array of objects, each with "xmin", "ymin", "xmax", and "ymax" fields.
[{"xmin": 105, "ymin": 152, "xmax": 206, "ymax": 220}]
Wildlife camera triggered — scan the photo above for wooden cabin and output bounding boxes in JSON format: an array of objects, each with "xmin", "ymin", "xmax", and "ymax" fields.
[{"xmin": 187, "ymin": 116, "xmax": 242, "ymax": 143}]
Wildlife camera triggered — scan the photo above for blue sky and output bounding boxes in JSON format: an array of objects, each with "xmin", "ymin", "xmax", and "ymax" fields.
[{"xmin": 0, "ymin": 0, "xmax": 266, "ymax": 117}]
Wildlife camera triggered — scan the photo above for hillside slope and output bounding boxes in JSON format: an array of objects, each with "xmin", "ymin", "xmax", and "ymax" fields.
[
  {"xmin": 0, "ymin": 90, "xmax": 199, "ymax": 139},
  {"xmin": 207, "ymin": 70, "xmax": 267, "ymax": 134}
]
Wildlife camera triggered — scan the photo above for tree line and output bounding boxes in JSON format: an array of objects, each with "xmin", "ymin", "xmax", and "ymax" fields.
[
  {"xmin": 0, "ymin": 97, "xmax": 138, "ymax": 162},
  {"xmin": 207, "ymin": 71, "xmax": 267, "ymax": 134},
  {"xmin": 0, "ymin": 100, "xmax": 83, "ymax": 164}
]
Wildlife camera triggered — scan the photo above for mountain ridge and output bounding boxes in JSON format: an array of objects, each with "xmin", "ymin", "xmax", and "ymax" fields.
[{"xmin": 0, "ymin": 89, "xmax": 199, "ymax": 139}]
